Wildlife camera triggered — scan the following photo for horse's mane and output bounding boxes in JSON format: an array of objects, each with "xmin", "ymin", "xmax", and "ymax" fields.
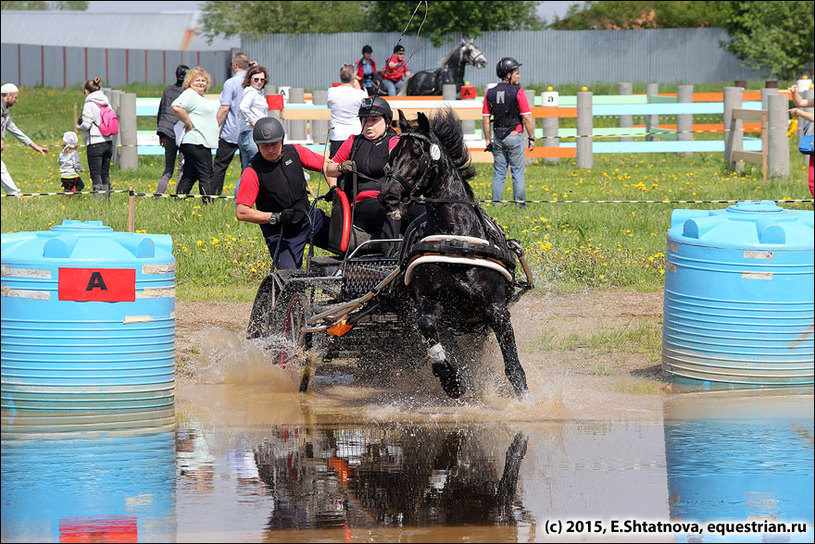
[
  {"xmin": 436, "ymin": 41, "xmax": 467, "ymax": 68},
  {"xmin": 429, "ymin": 107, "xmax": 476, "ymax": 196}
]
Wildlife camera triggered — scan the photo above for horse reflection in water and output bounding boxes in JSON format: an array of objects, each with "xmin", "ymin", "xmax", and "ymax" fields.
[{"xmin": 254, "ymin": 427, "xmax": 529, "ymax": 529}]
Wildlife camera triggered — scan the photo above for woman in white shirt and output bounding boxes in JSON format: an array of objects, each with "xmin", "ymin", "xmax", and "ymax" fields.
[
  {"xmin": 327, "ymin": 64, "xmax": 368, "ymax": 157},
  {"xmin": 239, "ymin": 65, "xmax": 270, "ymax": 168}
]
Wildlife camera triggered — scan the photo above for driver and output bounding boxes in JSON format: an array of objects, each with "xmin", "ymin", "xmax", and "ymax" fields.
[{"xmin": 235, "ymin": 117, "xmax": 333, "ymax": 270}]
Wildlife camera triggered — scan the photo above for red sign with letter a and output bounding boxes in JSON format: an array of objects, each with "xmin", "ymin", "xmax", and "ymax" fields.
[{"xmin": 58, "ymin": 268, "xmax": 136, "ymax": 302}]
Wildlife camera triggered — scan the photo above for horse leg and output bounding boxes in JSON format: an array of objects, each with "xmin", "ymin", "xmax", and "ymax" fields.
[
  {"xmin": 417, "ymin": 298, "xmax": 466, "ymax": 399},
  {"xmin": 489, "ymin": 303, "xmax": 529, "ymax": 399}
]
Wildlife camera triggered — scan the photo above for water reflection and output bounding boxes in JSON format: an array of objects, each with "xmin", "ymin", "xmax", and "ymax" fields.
[
  {"xmin": 664, "ymin": 388, "xmax": 814, "ymax": 543},
  {"xmin": 254, "ymin": 426, "xmax": 530, "ymax": 530},
  {"xmin": 1, "ymin": 408, "xmax": 176, "ymax": 543}
]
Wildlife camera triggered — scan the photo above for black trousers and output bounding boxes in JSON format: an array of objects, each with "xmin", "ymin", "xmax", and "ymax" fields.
[
  {"xmin": 211, "ymin": 139, "xmax": 240, "ymax": 196},
  {"xmin": 157, "ymin": 135, "xmax": 183, "ymax": 193},
  {"xmin": 86, "ymin": 141, "xmax": 113, "ymax": 198},
  {"xmin": 177, "ymin": 143, "xmax": 213, "ymax": 196}
]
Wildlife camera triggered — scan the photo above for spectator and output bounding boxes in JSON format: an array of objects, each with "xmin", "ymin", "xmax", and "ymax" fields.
[
  {"xmin": 76, "ymin": 77, "xmax": 113, "ymax": 199},
  {"xmin": 482, "ymin": 57, "xmax": 535, "ymax": 208},
  {"xmin": 2, "ymin": 83, "xmax": 50, "ymax": 197},
  {"xmin": 788, "ymin": 84, "xmax": 814, "ymax": 197},
  {"xmin": 235, "ymin": 117, "xmax": 332, "ymax": 270},
  {"xmin": 356, "ymin": 44, "xmax": 377, "ymax": 96},
  {"xmin": 156, "ymin": 64, "xmax": 189, "ymax": 193},
  {"xmin": 382, "ymin": 44, "xmax": 410, "ymax": 97},
  {"xmin": 58, "ymin": 131, "xmax": 84, "ymax": 195},
  {"xmin": 171, "ymin": 67, "xmax": 219, "ymax": 197},
  {"xmin": 327, "ymin": 64, "xmax": 368, "ymax": 157},
  {"xmin": 239, "ymin": 65, "xmax": 270, "ymax": 166},
  {"xmin": 212, "ymin": 52, "xmax": 251, "ymax": 195}
]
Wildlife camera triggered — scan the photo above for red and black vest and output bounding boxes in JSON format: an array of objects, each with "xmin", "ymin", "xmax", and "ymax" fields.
[
  {"xmin": 486, "ymin": 82, "xmax": 521, "ymax": 141},
  {"xmin": 339, "ymin": 131, "xmax": 394, "ymax": 200},
  {"xmin": 251, "ymin": 145, "xmax": 309, "ymax": 237}
]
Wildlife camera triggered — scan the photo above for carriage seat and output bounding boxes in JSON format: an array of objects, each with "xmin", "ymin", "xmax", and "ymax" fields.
[{"xmin": 325, "ymin": 188, "xmax": 373, "ymax": 257}]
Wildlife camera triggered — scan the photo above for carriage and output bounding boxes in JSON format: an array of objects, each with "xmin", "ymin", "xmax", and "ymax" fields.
[{"xmin": 247, "ymin": 107, "xmax": 534, "ymax": 398}]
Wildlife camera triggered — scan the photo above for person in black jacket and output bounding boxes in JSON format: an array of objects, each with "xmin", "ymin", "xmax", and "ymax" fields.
[
  {"xmin": 156, "ymin": 64, "xmax": 188, "ymax": 193},
  {"xmin": 235, "ymin": 118, "xmax": 333, "ymax": 270}
]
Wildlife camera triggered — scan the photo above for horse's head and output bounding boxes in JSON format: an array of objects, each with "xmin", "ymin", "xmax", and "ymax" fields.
[
  {"xmin": 379, "ymin": 111, "xmax": 443, "ymax": 220},
  {"xmin": 462, "ymin": 39, "xmax": 487, "ymax": 69}
]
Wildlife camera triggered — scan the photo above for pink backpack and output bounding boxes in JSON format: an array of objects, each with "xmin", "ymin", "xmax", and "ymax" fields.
[{"xmin": 90, "ymin": 100, "xmax": 119, "ymax": 136}]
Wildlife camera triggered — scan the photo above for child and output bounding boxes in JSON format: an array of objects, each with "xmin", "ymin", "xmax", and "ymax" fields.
[{"xmin": 58, "ymin": 131, "xmax": 85, "ymax": 194}]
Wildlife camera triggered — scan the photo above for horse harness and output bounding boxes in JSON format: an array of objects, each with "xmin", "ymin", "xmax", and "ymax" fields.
[{"xmin": 390, "ymin": 130, "xmax": 526, "ymax": 286}]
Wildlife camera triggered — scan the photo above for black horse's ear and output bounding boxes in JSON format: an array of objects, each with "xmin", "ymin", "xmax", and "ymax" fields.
[
  {"xmin": 398, "ymin": 110, "xmax": 410, "ymax": 132},
  {"xmin": 416, "ymin": 111, "xmax": 430, "ymax": 133}
]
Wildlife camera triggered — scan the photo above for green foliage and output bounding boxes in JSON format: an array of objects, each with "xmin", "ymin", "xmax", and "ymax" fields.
[
  {"xmin": 1, "ymin": 0, "xmax": 86, "ymax": 8},
  {"xmin": 722, "ymin": 1, "xmax": 815, "ymax": 80},
  {"xmin": 199, "ymin": 0, "xmax": 369, "ymax": 43},
  {"xmin": 369, "ymin": 1, "xmax": 541, "ymax": 47},
  {"xmin": 1, "ymin": 1, "xmax": 48, "ymax": 9},
  {"xmin": 550, "ymin": 1, "xmax": 729, "ymax": 30}
]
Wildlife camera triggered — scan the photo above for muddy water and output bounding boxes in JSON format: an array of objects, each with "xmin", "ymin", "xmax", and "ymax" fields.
[{"xmin": 2, "ymin": 329, "xmax": 813, "ymax": 543}]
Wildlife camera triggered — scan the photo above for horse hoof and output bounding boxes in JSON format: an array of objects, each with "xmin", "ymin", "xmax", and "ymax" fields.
[
  {"xmin": 433, "ymin": 362, "xmax": 466, "ymax": 399},
  {"xmin": 515, "ymin": 388, "xmax": 530, "ymax": 401}
]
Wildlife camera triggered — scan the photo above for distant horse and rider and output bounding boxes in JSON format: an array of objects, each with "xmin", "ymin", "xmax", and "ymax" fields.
[{"xmin": 371, "ymin": 39, "xmax": 487, "ymax": 98}]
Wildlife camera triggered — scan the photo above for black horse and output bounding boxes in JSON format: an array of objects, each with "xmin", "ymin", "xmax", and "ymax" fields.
[
  {"xmin": 407, "ymin": 39, "xmax": 487, "ymax": 96},
  {"xmin": 379, "ymin": 107, "xmax": 529, "ymax": 400},
  {"xmin": 371, "ymin": 39, "xmax": 487, "ymax": 97}
]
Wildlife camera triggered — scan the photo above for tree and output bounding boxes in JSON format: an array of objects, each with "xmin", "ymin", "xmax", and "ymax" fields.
[
  {"xmin": 199, "ymin": 1, "xmax": 368, "ymax": 43},
  {"xmin": 722, "ymin": 1, "xmax": 814, "ymax": 80},
  {"xmin": 1, "ymin": 0, "xmax": 87, "ymax": 8},
  {"xmin": 369, "ymin": 1, "xmax": 542, "ymax": 46},
  {"xmin": 549, "ymin": 1, "xmax": 729, "ymax": 30}
]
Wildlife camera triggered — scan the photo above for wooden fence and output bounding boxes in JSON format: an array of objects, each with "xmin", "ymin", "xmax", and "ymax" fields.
[{"xmin": 130, "ymin": 85, "xmax": 810, "ymax": 177}]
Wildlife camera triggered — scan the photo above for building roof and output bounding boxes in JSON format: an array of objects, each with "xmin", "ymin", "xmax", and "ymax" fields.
[{"xmin": 0, "ymin": 10, "xmax": 238, "ymax": 51}]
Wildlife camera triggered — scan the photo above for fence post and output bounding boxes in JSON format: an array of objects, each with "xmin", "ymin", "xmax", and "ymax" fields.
[
  {"xmin": 645, "ymin": 83, "xmax": 659, "ymax": 142},
  {"xmin": 767, "ymin": 93, "xmax": 789, "ymax": 179},
  {"xmin": 524, "ymin": 89, "xmax": 536, "ymax": 165},
  {"xmin": 618, "ymin": 82, "xmax": 633, "ymax": 142},
  {"xmin": 128, "ymin": 185, "xmax": 135, "ymax": 232},
  {"xmin": 542, "ymin": 86, "xmax": 559, "ymax": 164},
  {"xmin": 118, "ymin": 92, "xmax": 138, "ymax": 170},
  {"xmin": 677, "ymin": 84, "xmax": 693, "ymax": 157},
  {"xmin": 286, "ymin": 87, "xmax": 306, "ymax": 142},
  {"xmin": 576, "ymin": 88, "xmax": 592, "ymax": 169},
  {"xmin": 723, "ymin": 86, "xmax": 743, "ymax": 171},
  {"xmin": 311, "ymin": 89, "xmax": 328, "ymax": 145},
  {"xmin": 108, "ymin": 89, "xmax": 124, "ymax": 166}
]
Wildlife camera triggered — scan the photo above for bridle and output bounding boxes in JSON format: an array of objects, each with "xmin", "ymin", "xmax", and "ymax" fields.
[
  {"xmin": 386, "ymin": 130, "xmax": 442, "ymax": 203},
  {"xmin": 466, "ymin": 44, "xmax": 486, "ymax": 67}
]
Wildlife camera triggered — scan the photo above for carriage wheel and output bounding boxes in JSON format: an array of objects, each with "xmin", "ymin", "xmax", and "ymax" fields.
[
  {"xmin": 247, "ymin": 274, "xmax": 283, "ymax": 339},
  {"xmin": 271, "ymin": 287, "xmax": 312, "ymax": 372}
]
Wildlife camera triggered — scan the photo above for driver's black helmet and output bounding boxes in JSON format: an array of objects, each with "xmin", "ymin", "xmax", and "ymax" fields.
[
  {"xmin": 253, "ymin": 117, "xmax": 285, "ymax": 144},
  {"xmin": 358, "ymin": 96, "xmax": 392, "ymax": 123},
  {"xmin": 496, "ymin": 57, "xmax": 522, "ymax": 79}
]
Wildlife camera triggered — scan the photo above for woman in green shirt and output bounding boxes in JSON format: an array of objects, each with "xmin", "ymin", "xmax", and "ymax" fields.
[{"xmin": 172, "ymin": 67, "xmax": 219, "ymax": 196}]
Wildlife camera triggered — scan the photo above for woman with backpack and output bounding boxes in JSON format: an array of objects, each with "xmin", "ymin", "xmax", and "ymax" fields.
[{"xmin": 76, "ymin": 77, "xmax": 114, "ymax": 199}]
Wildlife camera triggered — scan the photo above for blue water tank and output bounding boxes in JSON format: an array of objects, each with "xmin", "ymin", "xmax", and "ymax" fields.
[
  {"xmin": 663, "ymin": 201, "xmax": 814, "ymax": 385},
  {"xmin": 1, "ymin": 220, "xmax": 175, "ymax": 411}
]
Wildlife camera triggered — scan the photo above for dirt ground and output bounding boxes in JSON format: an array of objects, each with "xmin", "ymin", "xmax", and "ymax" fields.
[{"xmin": 175, "ymin": 288, "xmax": 666, "ymax": 386}]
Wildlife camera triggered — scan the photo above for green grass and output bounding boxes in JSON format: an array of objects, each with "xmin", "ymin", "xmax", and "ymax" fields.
[{"xmin": 2, "ymin": 85, "xmax": 811, "ymax": 302}]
